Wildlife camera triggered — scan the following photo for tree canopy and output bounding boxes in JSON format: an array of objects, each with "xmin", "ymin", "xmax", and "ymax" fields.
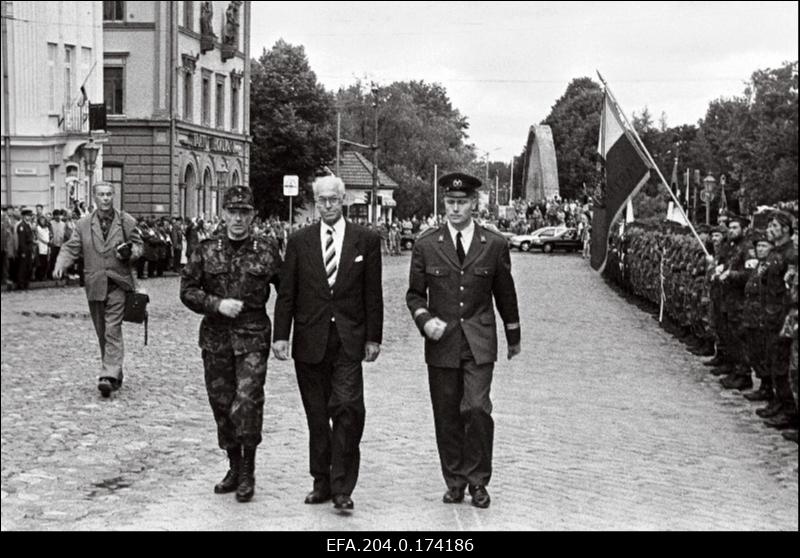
[{"xmin": 249, "ymin": 40, "xmax": 336, "ymax": 218}]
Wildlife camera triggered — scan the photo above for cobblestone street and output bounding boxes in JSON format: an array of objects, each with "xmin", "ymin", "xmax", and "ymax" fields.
[{"xmin": 1, "ymin": 252, "xmax": 797, "ymax": 531}]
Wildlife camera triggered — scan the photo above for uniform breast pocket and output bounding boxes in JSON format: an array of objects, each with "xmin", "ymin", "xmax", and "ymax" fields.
[
  {"xmin": 426, "ymin": 266, "xmax": 450, "ymax": 279},
  {"xmin": 204, "ymin": 262, "xmax": 229, "ymax": 292},
  {"xmin": 243, "ymin": 265, "xmax": 270, "ymax": 306},
  {"xmin": 473, "ymin": 266, "xmax": 493, "ymax": 281}
]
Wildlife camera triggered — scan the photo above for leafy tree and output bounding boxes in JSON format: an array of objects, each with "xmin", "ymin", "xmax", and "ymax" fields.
[
  {"xmin": 249, "ymin": 40, "xmax": 336, "ymax": 217},
  {"xmin": 336, "ymin": 80, "xmax": 476, "ymax": 218},
  {"xmin": 541, "ymin": 77, "xmax": 604, "ymax": 200}
]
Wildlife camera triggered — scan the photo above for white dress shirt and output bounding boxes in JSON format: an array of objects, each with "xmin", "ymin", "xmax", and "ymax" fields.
[
  {"xmin": 320, "ymin": 216, "xmax": 345, "ymax": 272},
  {"xmin": 447, "ymin": 219, "xmax": 475, "ymax": 254}
]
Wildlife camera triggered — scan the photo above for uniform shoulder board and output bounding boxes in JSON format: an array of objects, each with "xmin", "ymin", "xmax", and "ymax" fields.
[
  {"xmin": 416, "ymin": 227, "xmax": 440, "ymax": 242},
  {"xmin": 480, "ymin": 224, "xmax": 506, "ymax": 241}
]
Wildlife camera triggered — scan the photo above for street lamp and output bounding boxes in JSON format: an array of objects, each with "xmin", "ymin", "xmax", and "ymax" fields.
[
  {"xmin": 83, "ymin": 138, "xmax": 100, "ymax": 206},
  {"xmin": 702, "ymin": 172, "xmax": 716, "ymax": 225}
]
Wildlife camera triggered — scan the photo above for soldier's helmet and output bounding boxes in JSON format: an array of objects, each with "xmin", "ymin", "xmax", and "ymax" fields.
[{"xmin": 222, "ymin": 185, "xmax": 255, "ymax": 210}]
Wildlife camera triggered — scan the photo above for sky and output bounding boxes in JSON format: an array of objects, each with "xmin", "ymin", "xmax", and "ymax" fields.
[{"xmin": 251, "ymin": 1, "xmax": 798, "ymax": 161}]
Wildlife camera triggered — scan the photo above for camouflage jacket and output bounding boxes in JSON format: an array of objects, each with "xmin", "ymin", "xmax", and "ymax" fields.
[
  {"xmin": 763, "ymin": 239, "xmax": 797, "ymax": 330},
  {"xmin": 180, "ymin": 232, "xmax": 282, "ymax": 354}
]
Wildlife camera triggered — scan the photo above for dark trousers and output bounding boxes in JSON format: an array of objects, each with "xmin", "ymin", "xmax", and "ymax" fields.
[
  {"xmin": 36, "ymin": 254, "xmax": 49, "ymax": 281},
  {"xmin": 202, "ymin": 348, "xmax": 269, "ymax": 449},
  {"xmin": 720, "ymin": 312, "xmax": 748, "ymax": 375},
  {"xmin": 172, "ymin": 249, "xmax": 182, "ymax": 272},
  {"xmin": 1, "ymin": 250, "xmax": 7, "ymax": 284},
  {"xmin": 766, "ymin": 335, "xmax": 797, "ymax": 416},
  {"xmin": 295, "ymin": 324, "xmax": 365, "ymax": 496},
  {"xmin": 16, "ymin": 252, "xmax": 32, "ymax": 289},
  {"xmin": 427, "ymin": 335, "xmax": 494, "ymax": 489}
]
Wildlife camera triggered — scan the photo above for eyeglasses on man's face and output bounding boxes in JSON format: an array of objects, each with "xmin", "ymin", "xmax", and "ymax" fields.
[{"xmin": 315, "ymin": 196, "xmax": 343, "ymax": 207}]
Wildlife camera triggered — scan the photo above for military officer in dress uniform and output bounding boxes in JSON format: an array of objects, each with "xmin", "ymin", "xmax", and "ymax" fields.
[
  {"xmin": 180, "ymin": 185, "xmax": 281, "ymax": 503},
  {"xmin": 406, "ymin": 172, "xmax": 521, "ymax": 509}
]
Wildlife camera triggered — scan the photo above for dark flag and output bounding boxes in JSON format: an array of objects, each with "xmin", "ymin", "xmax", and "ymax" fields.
[{"xmin": 591, "ymin": 91, "xmax": 652, "ymax": 271}]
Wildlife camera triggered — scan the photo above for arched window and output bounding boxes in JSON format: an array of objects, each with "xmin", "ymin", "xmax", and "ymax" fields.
[
  {"xmin": 201, "ymin": 167, "xmax": 213, "ymax": 219},
  {"xmin": 231, "ymin": 169, "xmax": 241, "ymax": 187},
  {"xmin": 182, "ymin": 164, "xmax": 196, "ymax": 218}
]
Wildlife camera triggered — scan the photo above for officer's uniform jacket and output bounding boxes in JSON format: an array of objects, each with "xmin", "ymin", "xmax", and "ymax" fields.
[
  {"xmin": 406, "ymin": 222, "xmax": 520, "ymax": 368},
  {"xmin": 720, "ymin": 237, "xmax": 749, "ymax": 315},
  {"xmin": 180, "ymin": 232, "xmax": 281, "ymax": 355}
]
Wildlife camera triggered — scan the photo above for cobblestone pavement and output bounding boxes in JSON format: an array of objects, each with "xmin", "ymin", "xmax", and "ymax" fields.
[{"xmin": 1, "ymin": 252, "xmax": 797, "ymax": 531}]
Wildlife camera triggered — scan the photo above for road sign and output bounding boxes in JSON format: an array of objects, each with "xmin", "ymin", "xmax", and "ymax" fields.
[{"xmin": 283, "ymin": 175, "xmax": 299, "ymax": 197}]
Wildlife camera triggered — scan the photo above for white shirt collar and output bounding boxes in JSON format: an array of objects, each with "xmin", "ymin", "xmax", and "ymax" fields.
[
  {"xmin": 322, "ymin": 216, "xmax": 345, "ymax": 235},
  {"xmin": 447, "ymin": 219, "xmax": 475, "ymax": 251}
]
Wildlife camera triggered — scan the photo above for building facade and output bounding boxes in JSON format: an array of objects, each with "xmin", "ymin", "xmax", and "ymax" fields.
[
  {"xmin": 102, "ymin": 0, "xmax": 250, "ymax": 218},
  {"xmin": 1, "ymin": 1, "xmax": 104, "ymax": 211}
]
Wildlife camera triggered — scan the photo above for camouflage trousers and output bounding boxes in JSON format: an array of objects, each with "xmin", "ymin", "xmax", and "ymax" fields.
[{"xmin": 202, "ymin": 349, "xmax": 268, "ymax": 449}]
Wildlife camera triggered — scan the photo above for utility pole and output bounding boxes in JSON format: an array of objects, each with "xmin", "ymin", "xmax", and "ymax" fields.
[
  {"xmin": 371, "ymin": 86, "xmax": 379, "ymax": 226},
  {"xmin": 433, "ymin": 163, "xmax": 438, "ymax": 217}
]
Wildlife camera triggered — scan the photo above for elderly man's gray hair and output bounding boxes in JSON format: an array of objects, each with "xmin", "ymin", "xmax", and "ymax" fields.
[
  {"xmin": 93, "ymin": 181, "xmax": 116, "ymax": 193},
  {"xmin": 312, "ymin": 175, "xmax": 346, "ymax": 198}
]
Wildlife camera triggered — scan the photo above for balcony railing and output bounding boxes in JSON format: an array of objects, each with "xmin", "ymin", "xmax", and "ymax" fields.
[{"xmin": 60, "ymin": 103, "xmax": 89, "ymax": 133}]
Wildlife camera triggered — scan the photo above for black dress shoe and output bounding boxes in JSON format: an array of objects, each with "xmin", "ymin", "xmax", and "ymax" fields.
[
  {"xmin": 469, "ymin": 485, "xmax": 490, "ymax": 509},
  {"xmin": 333, "ymin": 494, "xmax": 354, "ymax": 510},
  {"xmin": 98, "ymin": 378, "xmax": 113, "ymax": 398},
  {"xmin": 304, "ymin": 489, "xmax": 332, "ymax": 504},
  {"xmin": 442, "ymin": 486, "xmax": 465, "ymax": 504}
]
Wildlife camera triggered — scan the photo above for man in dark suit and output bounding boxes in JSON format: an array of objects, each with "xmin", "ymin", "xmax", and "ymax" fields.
[
  {"xmin": 272, "ymin": 175, "xmax": 383, "ymax": 511},
  {"xmin": 406, "ymin": 172, "xmax": 521, "ymax": 509}
]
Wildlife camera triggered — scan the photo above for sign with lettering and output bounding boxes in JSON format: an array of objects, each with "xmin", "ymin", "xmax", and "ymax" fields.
[
  {"xmin": 179, "ymin": 133, "xmax": 241, "ymax": 155},
  {"xmin": 283, "ymin": 175, "xmax": 299, "ymax": 197}
]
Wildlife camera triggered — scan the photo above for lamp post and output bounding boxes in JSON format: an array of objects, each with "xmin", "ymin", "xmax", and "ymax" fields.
[
  {"xmin": 702, "ymin": 172, "xmax": 716, "ymax": 225},
  {"xmin": 82, "ymin": 137, "xmax": 100, "ymax": 207}
]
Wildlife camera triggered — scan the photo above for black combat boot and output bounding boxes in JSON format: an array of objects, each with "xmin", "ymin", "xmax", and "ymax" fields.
[
  {"xmin": 703, "ymin": 353, "xmax": 727, "ymax": 367},
  {"xmin": 744, "ymin": 378, "xmax": 774, "ymax": 402},
  {"xmin": 755, "ymin": 401, "xmax": 783, "ymax": 418},
  {"xmin": 236, "ymin": 446, "xmax": 256, "ymax": 502},
  {"xmin": 710, "ymin": 364, "xmax": 733, "ymax": 376},
  {"xmin": 214, "ymin": 446, "xmax": 242, "ymax": 494},
  {"xmin": 720, "ymin": 373, "xmax": 753, "ymax": 390},
  {"xmin": 690, "ymin": 339, "xmax": 715, "ymax": 357}
]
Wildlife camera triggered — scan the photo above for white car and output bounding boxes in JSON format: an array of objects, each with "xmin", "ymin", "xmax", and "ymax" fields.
[{"xmin": 509, "ymin": 226, "xmax": 568, "ymax": 252}]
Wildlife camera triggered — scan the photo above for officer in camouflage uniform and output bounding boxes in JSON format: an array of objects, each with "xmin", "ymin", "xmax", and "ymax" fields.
[
  {"xmin": 757, "ymin": 211, "xmax": 798, "ymax": 430},
  {"xmin": 180, "ymin": 185, "xmax": 281, "ymax": 502}
]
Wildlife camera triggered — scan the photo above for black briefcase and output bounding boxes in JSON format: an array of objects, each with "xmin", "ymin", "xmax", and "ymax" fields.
[{"xmin": 123, "ymin": 291, "xmax": 150, "ymax": 345}]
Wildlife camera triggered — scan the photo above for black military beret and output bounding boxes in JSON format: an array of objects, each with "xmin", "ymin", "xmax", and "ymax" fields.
[
  {"xmin": 21, "ymin": 208, "xmax": 33, "ymax": 216},
  {"xmin": 696, "ymin": 224, "xmax": 712, "ymax": 234},
  {"xmin": 438, "ymin": 172, "xmax": 482, "ymax": 198},
  {"xmin": 751, "ymin": 230, "xmax": 773, "ymax": 246},
  {"xmin": 710, "ymin": 225, "xmax": 727, "ymax": 234},
  {"xmin": 725, "ymin": 214, "xmax": 750, "ymax": 227}
]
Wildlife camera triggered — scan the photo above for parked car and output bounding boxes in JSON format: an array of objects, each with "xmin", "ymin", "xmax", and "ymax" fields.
[
  {"xmin": 400, "ymin": 230, "xmax": 416, "ymax": 250},
  {"xmin": 530, "ymin": 227, "xmax": 581, "ymax": 253},
  {"xmin": 510, "ymin": 226, "xmax": 567, "ymax": 252}
]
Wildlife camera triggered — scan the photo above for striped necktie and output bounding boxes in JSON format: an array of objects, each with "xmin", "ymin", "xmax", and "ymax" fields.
[{"xmin": 324, "ymin": 227, "xmax": 337, "ymax": 288}]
